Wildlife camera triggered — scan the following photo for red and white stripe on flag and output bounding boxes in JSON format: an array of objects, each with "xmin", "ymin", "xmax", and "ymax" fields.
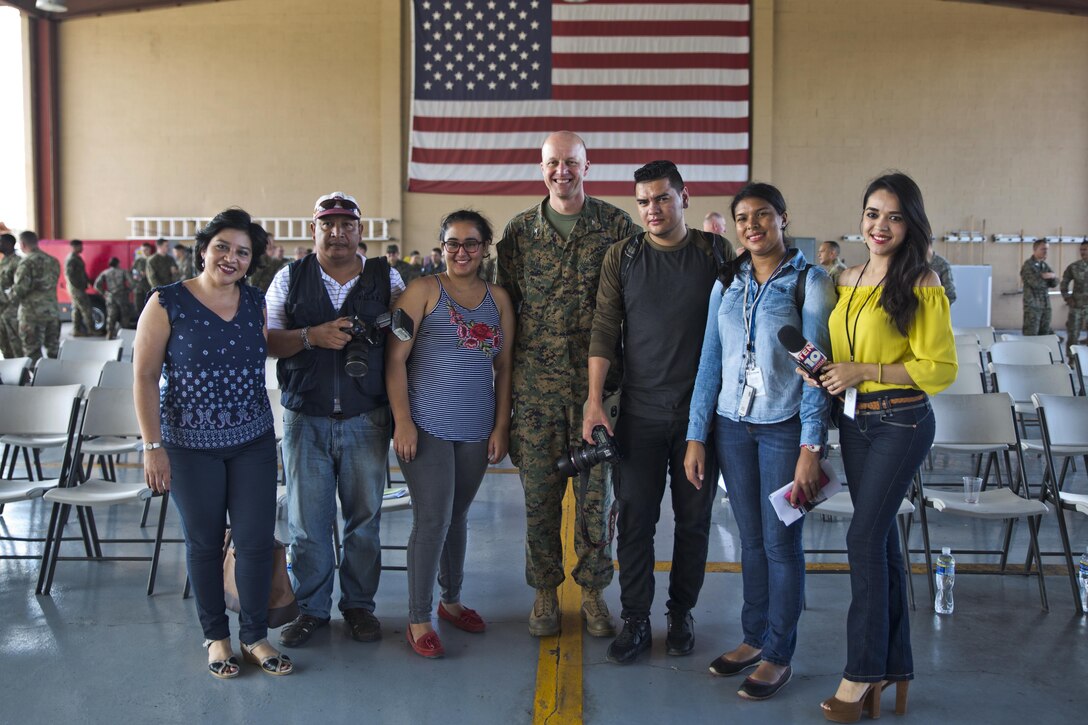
[{"xmin": 408, "ymin": 0, "xmax": 751, "ymax": 196}]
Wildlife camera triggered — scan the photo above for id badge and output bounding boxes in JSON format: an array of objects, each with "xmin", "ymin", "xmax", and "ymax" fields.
[
  {"xmin": 745, "ymin": 366, "xmax": 766, "ymax": 396},
  {"xmin": 843, "ymin": 387, "xmax": 858, "ymax": 420},
  {"xmin": 739, "ymin": 384, "xmax": 756, "ymax": 416}
]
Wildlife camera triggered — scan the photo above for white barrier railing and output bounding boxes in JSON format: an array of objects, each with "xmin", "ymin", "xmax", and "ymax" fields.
[{"xmin": 127, "ymin": 216, "xmax": 393, "ymax": 242}]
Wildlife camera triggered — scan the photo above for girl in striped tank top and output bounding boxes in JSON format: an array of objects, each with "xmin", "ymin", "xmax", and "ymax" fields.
[{"xmin": 385, "ymin": 210, "xmax": 515, "ymax": 659}]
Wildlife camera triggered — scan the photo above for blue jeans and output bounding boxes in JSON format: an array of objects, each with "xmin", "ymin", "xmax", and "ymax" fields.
[
  {"xmin": 283, "ymin": 406, "xmax": 391, "ymax": 619},
  {"xmin": 838, "ymin": 392, "xmax": 934, "ymax": 682},
  {"xmin": 166, "ymin": 431, "xmax": 278, "ymax": 645},
  {"xmin": 714, "ymin": 414, "xmax": 805, "ymax": 666}
]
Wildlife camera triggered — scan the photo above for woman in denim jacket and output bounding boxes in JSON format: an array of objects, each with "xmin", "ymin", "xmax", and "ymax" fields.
[{"xmin": 684, "ymin": 182, "xmax": 835, "ymax": 701}]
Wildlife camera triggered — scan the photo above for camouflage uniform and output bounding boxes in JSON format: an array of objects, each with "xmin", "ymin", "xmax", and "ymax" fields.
[
  {"xmin": 176, "ymin": 249, "xmax": 197, "ymax": 280},
  {"xmin": 247, "ymin": 256, "xmax": 287, "ymax": 293},
  {"xmin": 821, "ymin": 258, "xmax": 847, "ymax": 287},
  {"xmin": 94, "ymin": 266, "xmax": 131, "ymax": 339},
  {"xmin": 1021, "ymin": 257, "xmax": 1057, "ymax": 336},
  {"xmin": 0, "ymin": 252, "xmax": 22, "ymax": 357},
  {"xmin": 11, "ymin": 249, "xmax": 61, "ymax": 361},
  {"xmin": 147, "ymin": 252, "xmax": 179, "ymax": 290},
  {"xmin": 392, "ymin": 259, "xmax": 420, "ymax": 284},
  {"xmin": 132, "ymin": 255, "xmax": 151, "ymax": 312},
  {"xmin": 478, "ymin": 256, "xmax": 498, "ymax": 284},
  {"xmin": 1061, "ymin": 258, "xmax": 1088, "ymax": 355},
  {"xmin": 930, "ymin": 253, "xmax": 956, "ymax": 304},
  {"xmin": 65, "ymin": 251, "xmax": 94, "ymax": 335},
  {"xmin": 498, "ymin": 196, "xmax": 640, "ymax": 590}
]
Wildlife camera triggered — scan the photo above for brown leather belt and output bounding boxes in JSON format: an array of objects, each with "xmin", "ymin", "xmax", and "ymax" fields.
[{"xmin": 855, "ymin": 394, "xmax": 925, "ymax": 412}]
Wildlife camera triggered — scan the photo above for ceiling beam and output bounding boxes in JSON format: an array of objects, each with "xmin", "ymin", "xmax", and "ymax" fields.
[
  {"xmin": 943, "ymin": 0, "xmax": 1088, "ymax": 16},
  {"xmin": 0, "ymin": 1, "xmax": 227, "ymax": 20}
]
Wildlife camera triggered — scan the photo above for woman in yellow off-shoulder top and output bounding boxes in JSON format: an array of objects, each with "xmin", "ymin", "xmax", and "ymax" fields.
[{"xmin": 809, "ymin": 173, "xmax": 956, "ymax": 722}]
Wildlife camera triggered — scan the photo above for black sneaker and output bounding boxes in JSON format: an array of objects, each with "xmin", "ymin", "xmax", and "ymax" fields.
[
  {"xmin": 666, "ymin": 609, "xmax": 694, "ymax": 656},
  {"xmin": 343, "ymin": 608, "xmax": 382, "ymax": 642},
  {"xmin": 606, "ymin": 617, "xmax": 651, "ymax": 665},
  {"xmin": 278, "ymin": 614, "xmax": 330, "ymax": 648}
]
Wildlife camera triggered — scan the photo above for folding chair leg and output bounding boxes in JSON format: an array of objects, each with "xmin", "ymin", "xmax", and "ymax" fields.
[
  {"xmin": 898, "ymin": 515, "xmax": 915, "ymax": 611},
  {"xmin": 140, "ymin": 498, "xmax": 152, "ymax": 528},
  {"xmin": 1026, "ymin": 516, "xmax": 1049, "ymax": 612},
  {"xmin": 20, "ymin": 447, "xmax": 33, "ymax": 481},
  {"xmin": 41, "ymin": 503, "xmax": 72, "ymax": 596},
  {"xmin": 182, "ymin": 574, "xmax": 191, "ymax": 599},
  {"xmin": 147, "ymin": 493, "xmax": 170, "ymax": 596},
  {"xmin": 36, "ymin": 502, "xmax": 63, "ymax": 594},
  {"xmin": 32, "ymin": 448, "xmax": 44, "ymax": 481},
  {"xmin": 1, "ymin": 443, "xmax": 8, "ymax": 477},
  {"xmin": 999, "ymin": 519, "xmax": 1015, "ymax": 572},
  {"xmin": 914, "ymin": 473, "xmax": 937, "ymax": 606},
  {"xmin": 75, "ymin": 506, "xmax": 95, "ymax": 558},
  {"xmin": 85, "ymin": 507, "xmax": 104, "ymax": 558}
]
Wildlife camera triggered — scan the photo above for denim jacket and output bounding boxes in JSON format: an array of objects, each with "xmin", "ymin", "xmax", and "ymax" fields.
[{"xmin": 686, "ymin": 249, "xmax": 835, "ymax": 447}]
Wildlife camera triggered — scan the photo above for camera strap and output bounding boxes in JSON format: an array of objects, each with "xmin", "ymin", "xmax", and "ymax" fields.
[{"xmin": 578, "ymin": 466, "xmax": 618, "ymax": 553}]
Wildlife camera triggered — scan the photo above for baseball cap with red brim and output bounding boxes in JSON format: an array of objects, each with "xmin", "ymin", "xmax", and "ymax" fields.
[{"xmin": 313, "ymin": 192, "xmax": 361, "ymax": 220}]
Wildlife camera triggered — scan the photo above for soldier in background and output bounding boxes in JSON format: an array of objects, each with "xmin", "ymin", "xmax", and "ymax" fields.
[
  {"xmin": 386, "ymin": 244, "xmax": 420, "ymax": 284},
  {"xmin": 0, "ymin": 233, "xmax": 22, "ymax": 358},
  {"xmin": 11, "ymin": 231, "xmax": 61, "ymax": 361},
  {"xmin": 65, "ymin": 239, "xmax": 95, "ymax": 336},
  {"xmin": 817, "ymin": 240, "xmax": 849, "ymax": 287},
  {"xmin": 497, "ymin": 130, "xmax": 640, "ymax": 639},
  {"xmin": 248, "ymin": 241, "xmax": 288, "ymax": 293},
  {"xmin": 1021, "ymin": 240, "xmax": 1058, "ymax": 336},
  {"xmin": 94, "ymin": 257, "xmax": 132, "ymax": 340},
  {"xmin": 147, "ymin": 237, "xmax": 180, "ymax": 289},
  {"xmin": 702, "ymin": 211, "xmax": 727, "ymax": 236},
  {"xmin": 173, "ymin": 243, "xmax": 197, "ymax": 280},
  {"xmin": 132, "ymin": 241, "xmax": 154, "ymax": 312},
  {"xmin": 927, "ymin": 245, "xmax": 956, "ymax": 304},
  {"xmin": 1061, "ymin": 241, "xmax": 1088, "ymax": 359}
]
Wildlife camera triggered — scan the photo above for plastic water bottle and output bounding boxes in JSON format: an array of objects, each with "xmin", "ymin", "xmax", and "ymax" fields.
[
  {"xmin": 1078, "ymin": 546, "xmax": 1088, "ymax": 614},
  {"xmin": 935, "ymin": 547, "xmax": 955, "ymax": 614},
  {"xmin": 285, "ymin": 549, "xmax": 293, "ymax": 574}
]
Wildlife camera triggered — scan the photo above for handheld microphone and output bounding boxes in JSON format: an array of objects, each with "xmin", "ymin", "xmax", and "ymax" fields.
[{"xmin": 777, "ymin": 325, "xmax": 829, "ymax": 378}]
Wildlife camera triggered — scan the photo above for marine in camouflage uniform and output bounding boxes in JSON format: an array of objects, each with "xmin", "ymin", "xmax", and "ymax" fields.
[
  {"xmin": 0, "ymin": 235, "xmax": 22, "ymax": 358},
  {"xmin": 247, "ymin": 255, "xmax": 287, "ymax": 293},
  {"xmin": 65, "ymin": 241, "xmax": 94, "ymax": 336},
  {"xmin": 1060, "ymin": 242, "xmax": 1088, "ymax": 358},
  {"xmin": 173, "ymin": 244, "xmax": 197, "ymax": 281},
  {"xmin": 498, "ymin": 132, "xmax": 640, "ymax": 634},
  {"xmin": 1021, "ymin": 242, "xmax": 1058, "ymax": 336},
  {"xmin": 929, "ymin": 252, "xmax": 956, "ymax": 304},
  {"xmin": 94, "ymin": 260, "xmax": 132, "ymax": 339},
  {"xmin": 11, "ymin": 233, "xmax": 61, "ymax": 361},
  {"xmin": 131, "ymin": 244, "xmax": 153, "ymax": 313},
  {"xmin": 147, "ymin": 247, "xmax": 180, "ymax": 290}
]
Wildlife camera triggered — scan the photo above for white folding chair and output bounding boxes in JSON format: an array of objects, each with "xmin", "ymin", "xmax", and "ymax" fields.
[
  {"xmin": 36, "ymin": 386, "xmax": 175, "ymax": 596},
  {"xmin": 0, "ymin": 385, "xmax": 87, "ymax": 558},
  {"xmin": 991, "ymin": 362, "xmax": 1076, "ymax": 446},
  {"xmin": 0, "ymin": 356, "xmax": 32, "ymax": 386},
  {"xmin": 97, "ymin": 360, "xmax": 135, "ymax": 389},
  {"xmin": 1071, "ymin": 344, "xmax": 1088, "ymax": 396},
  {"xmin": 913, "ymin": 393, "xmax": 1051, "ymax": 611},
  {"xmin": 955, "ymin": 343, "xmax": 983, "ymax": 373},
  {"xmin": 1030, "ymin": 394, "xmax": 1088, "ymax": 614},
  {"xmin": 988, "ymin": 340, "xmax": 1053, "ymax": 366},
  {"xmin": 953, "ymin": 333, "xmax": 979, "ymax": 347},
  {"xmin": 941, "ymin": 361, "xmax": 985, "ymax": 395},
  {"xmin": 116, "ymin": 328, "xmax": 137, "ymax": 361},
  {"xmin": 953, "ymin": 326, "xmax": 996, "ymax": 351},
  {"xmin": 58, "ymin": 338, "xmax": 124, "ymax": 362},
  {"xmin": 1000, "ymin": 333, "xmax": 1064, "ymax": 364}
]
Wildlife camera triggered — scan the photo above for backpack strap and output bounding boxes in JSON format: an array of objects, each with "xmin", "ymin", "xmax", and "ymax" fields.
[
  {"xmin": 795, "ymin": 261, "xmax": 810, "ymax": 313},
  {"xmin": 618, "ymin": 233, "xmax": 646, "ymax": 301}
]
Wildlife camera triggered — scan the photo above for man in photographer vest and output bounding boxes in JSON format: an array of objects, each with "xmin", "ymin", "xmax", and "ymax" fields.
[
  {"xmin": 267, "ymin": 191, "xmax": 405, "ymax": 648},
  {"xmin": 584, "ymin": 160, "xmax": 733, "ymax": 664}
]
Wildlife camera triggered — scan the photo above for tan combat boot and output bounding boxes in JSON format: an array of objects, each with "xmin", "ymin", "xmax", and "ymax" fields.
[
  {"xmin": 528, "ymin": 588, "xmax": 560, "ymax": 637},
  {"xmin": 581, "ymin": 588, "xmax": 616, "ymax": 637}
]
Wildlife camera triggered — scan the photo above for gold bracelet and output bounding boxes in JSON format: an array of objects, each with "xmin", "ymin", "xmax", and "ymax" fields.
[{"xmin": 877, "ymin": 363, "xmax": 883, "ymax": 385}]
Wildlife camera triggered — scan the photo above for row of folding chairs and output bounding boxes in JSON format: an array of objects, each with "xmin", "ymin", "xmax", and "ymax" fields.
[{"xmin": 0, "ymin": 384, "xmax": 173, "ymax": 596}]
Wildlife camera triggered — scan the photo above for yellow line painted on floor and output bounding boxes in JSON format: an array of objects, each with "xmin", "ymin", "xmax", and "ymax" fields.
[{"xmin": 533, "ymin": 484, "xmax": 583, "ymax": 725}]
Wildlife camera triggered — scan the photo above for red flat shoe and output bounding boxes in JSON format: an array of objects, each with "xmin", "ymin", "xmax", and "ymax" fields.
[
  {"xmin": 406, "ymin": 626, "xmax": 445, "ymax": 659},
  {"xmin": 438, "ymin": 602, "xmax": 486, "ymax": 633}
]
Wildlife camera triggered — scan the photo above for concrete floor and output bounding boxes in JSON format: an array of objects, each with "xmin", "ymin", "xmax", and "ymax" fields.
[{"xmin": 1, "ymin": 437, "xmax": 1086, "ymax": 725}]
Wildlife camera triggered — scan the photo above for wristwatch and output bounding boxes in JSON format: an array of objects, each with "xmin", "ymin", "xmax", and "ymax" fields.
[
  {"xmin": 143, "ymin": 441, "xmax": 163, "ymax": 451},
  {"xmin": 801, "ymin": 444, "xmax": 822, "ymax": 453}
]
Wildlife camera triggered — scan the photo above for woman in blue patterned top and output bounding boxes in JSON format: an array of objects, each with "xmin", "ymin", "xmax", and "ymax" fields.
[
  {"xmin": 386, "ymin": 210, "xmax": 515, "ymax": 658},
  {"xmin": 134, "ymin": 208, "xmax": 292, "ymax": 679}
]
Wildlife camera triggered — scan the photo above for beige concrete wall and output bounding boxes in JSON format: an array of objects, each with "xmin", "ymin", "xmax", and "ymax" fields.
[
  {"xmin": 54, "ymin": 0, "xmax": 1087, "ymax": 328},
  {"xmin": 58, "ymin": 0, "xmax": 402, "ymax": 238}
]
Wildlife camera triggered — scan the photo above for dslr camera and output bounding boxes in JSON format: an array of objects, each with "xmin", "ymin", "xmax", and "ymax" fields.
[
  {"xmin": 555, "ymin": 425, "xmax": 620, "ymax": 477},
  {"xmin": 340, "ymin": 309, "xmax": 414, "ymax": 378}
]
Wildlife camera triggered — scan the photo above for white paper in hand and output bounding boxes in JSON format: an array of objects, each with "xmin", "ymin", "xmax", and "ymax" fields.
[{"xmin": 768, "ymin": 459, "xmax": 843, "ymax": 526}]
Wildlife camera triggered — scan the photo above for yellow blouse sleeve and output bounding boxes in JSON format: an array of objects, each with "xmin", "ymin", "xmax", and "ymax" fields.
[{"xmin": 902, "ymin": 287, "xmax": 957, "ymax": 395}]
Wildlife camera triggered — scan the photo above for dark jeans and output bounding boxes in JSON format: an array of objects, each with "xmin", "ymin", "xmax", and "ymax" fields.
[
  {"xmin": 714, "ymin": 414, "xmax": 804, "ymax": 667},
  {"xmin": 614, "ymin": 413, "xmax": 716, "ymax": 619},
  {"xmin": 838, "ymin": 392, "xmax": 934, "ymax": 683},
  {"xmin": 167, "ymin": 431, "xmax": 278, "ymax": 645}
]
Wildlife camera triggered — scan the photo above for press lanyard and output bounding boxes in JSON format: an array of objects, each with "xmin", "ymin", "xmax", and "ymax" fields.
[
  {"xmin": 742, "ymin": 252, "xmax": 791, "ymax": 365},
  {"xmin": 844, "ymin": 260, "xmax": 886, "ymax": 362}
]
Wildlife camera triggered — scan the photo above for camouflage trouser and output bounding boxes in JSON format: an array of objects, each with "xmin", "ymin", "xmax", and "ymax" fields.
[
  {"xmin": 104, "ymin": 295, "xmax": 128, "ymax": 339},
  {"xmin": 0, "ymin": 307, "xmax": 21, "ymax": 358},
  {"xmin": 510, "ymin": 398, "xmax": 614, "ymax": 591},
  {"xmin": 133, "ymin": 282, "xmax": 151, "ymax": 315},
  {"xmin": 18, "ymin": 310, "xmax": 60, "ymax": 361},
  {"xmin": 1022, "ymin": 304, "xmax": 1053, "ymax": 337},
  {"xmin": 70, "ymin": 289, "xmax": 95, "ymax": 335},
  {"xmin": 1067, "ymin": 305, "xmax": 1088, "ymax": 355}
]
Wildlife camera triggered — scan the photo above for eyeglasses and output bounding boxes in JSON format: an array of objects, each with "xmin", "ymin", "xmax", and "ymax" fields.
[
  {"xmin": 316, "ymin": 196, "xmax": 359, "ymax": 212},
  {"xmin": 442, "ymin": 240, "xmax": 484, "ymax": 254}
]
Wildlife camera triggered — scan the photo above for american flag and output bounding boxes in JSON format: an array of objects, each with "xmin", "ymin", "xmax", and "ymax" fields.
[{"xmin": 408, "ymin": 0, "xmax": 751, "ymax": 196}]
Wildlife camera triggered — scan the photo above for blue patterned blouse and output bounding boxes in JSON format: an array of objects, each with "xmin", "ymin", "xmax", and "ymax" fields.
[{"xmin": 157, "ymin": 281, "xmax": 273, "ymax": 449}]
